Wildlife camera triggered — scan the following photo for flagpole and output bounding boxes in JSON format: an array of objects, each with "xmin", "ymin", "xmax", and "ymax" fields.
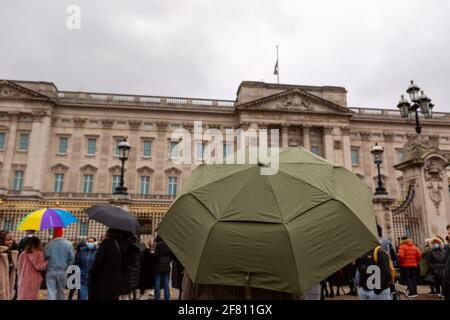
[{"xmin": 276, "ymin": 45, "xmax": 279, "ymax": 84}]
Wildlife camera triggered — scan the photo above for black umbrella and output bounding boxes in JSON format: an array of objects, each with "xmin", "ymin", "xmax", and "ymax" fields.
[{"xmin": 86, "ymin": 204, "xmax": 140, "ymax": 234}]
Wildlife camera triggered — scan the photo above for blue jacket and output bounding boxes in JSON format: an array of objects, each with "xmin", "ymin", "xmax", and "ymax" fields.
[
  {"xmin": 75, "ymin": 247, "xmax": 98, "ymax": 286},
  {"xmin": 44, "ymin": 238, "xmax": 75, "ymax": 273}
]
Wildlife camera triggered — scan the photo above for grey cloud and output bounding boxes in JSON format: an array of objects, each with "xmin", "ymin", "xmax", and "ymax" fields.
[{"xmin": 1, "ymin": 0, "xmax": 449, "ymax": 111}]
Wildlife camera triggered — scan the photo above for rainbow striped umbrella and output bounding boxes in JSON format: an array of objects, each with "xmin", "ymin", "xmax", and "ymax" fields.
[{"xmin": 17, "ymin": 208, "xmax": 79, "ymax": 231}]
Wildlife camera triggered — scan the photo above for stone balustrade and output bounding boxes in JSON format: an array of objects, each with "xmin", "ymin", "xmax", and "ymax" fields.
[{"xmin": 57, "ymin": 91, "xmax": 235, "ymax": 108}]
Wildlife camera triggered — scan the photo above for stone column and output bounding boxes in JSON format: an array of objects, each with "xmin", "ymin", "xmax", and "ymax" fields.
[
  {"xmin": 359, "ymin": 131, "xmax": 373, "ymax": 187},
  {"xmin": 281, "ymin": 125, "xmax": 289, "ymax": 148},
  {"xmin": 154, "ymin": 122, "xmax": 168, "ymax": 194},
  {"xmin": 383, "ymin": 132, "xmax": 397, "ymax": 198},
  {"xmin": 341, "ymin": 127, "xmax": 352, "ymax": 170},
  {"xmin": 372, "ymin": 195, "xmax": 396, "ymax": 243},
  {"xmin": 302, "ymin": 125, "xmax": 311, "ymax": 150},
  {"xmin": 323, "ymin": 126, "xmax": 334, "ymax": 163},
  {"xmin": 394, "ymin": 135, "xmax": 450, "ymax": 240},
  {"xmin": 22, "ymin": 112, "xmax": 52, "ymax": 197},
  {"xmin": 0, "ymin": 113, "xmax": 19, "ymax": 194}
]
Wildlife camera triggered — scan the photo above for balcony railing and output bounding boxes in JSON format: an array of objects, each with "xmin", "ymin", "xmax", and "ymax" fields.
[
  {"xmin": 57, "ymin": 91, "xmax": 235, "ymax": 108},
  {"xmin": 38, "ymin": 192, "xmax": 176, "ymax": 201},
  {"xmin": 349, "ymin": 107, "xmax": 449, "ymax": 118}
]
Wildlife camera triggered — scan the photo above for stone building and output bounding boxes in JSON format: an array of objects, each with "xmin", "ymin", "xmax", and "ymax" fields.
[{"xmin": 0, "ymin": 79, "xmax": 449, "ymax": 243}]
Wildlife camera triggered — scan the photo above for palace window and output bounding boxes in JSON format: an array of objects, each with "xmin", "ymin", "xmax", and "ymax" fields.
[
  {"xmin": 170, "ymin": 141, "xmax": 179, "ymax": 160},
  {"xmin": 58, "ymin": 137, "xmax": 68, "ymax": 154},
  {"xmin": 223, "ymin": 143, "xmax": 231, "ymax": 160},
  {"xmin": 142, "ymin": 140, "xmax": 152, "ymax": 157},
  {"xmin": 83, "ymin": 174, "xmax": 94, "ymax": 193},
  {"xmin": 12, "ymin": 170, "xmax": 24, "ymax": 191},
  {"xmin": 168, "ymin": 176, "xmax": 178, "ymax": 196},
  {"xmin": 54, "ymin": 173, "xmax": 64, "ymax": 193},
  {"xmin": 114, "ymin": 139, "xmax": 121, "ymax": 157},
  {"xmin": 140, "ymin": 176, "xmax": 150, "ymax": 195},
  {"xmin": 87, "ymin": 138, "xmax": 97, "ymax": 155},
  {"xmin": 196, "ymin": 142, "xmax": 205, "ymax": 160},
  {"xmin": 351, "ymin": 147, "xmax": 360, "ymax": 166},
  {"xmin": 18, "ymin": 133, "xmax": 29, "ymax": 151},
  {"xmin": 0, "ymin": 132, "xmax": 5, "ymax": 150},
  {"xmin": 112, "ymin": 175, "xmax": 121, "ymax": 193}
]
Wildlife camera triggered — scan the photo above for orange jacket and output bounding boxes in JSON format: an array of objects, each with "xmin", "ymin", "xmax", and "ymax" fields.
[{"xmin": 397, "ymin": 240, "xmax": 422, "ymax": 267}]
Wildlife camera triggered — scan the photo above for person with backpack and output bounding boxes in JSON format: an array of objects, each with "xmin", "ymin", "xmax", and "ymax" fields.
[
  {"xmin": 356, "ymin": 246, "xmax": 393, "ymax": 300},
  {"xmin": 397, "ymin": 237, "xmax": 422, "ymax": 298}
]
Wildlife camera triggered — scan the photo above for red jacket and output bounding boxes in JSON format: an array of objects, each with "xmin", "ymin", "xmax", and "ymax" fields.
[{"xmin": 397, "ymin": 240, "xmax": 422, "ymax": 267}]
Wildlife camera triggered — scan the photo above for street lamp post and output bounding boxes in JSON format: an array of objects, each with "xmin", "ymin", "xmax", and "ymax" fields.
[
  {"xmin": 114, "ymin": 138, "xmax": 131, "ymax": 195},
  {"xmin": 371, "ymin": 142, "xmax": 388, "ymax": 196},
  {"xmin": 397, "ymin": 80, "xmax": 434, "ymax": 134}
]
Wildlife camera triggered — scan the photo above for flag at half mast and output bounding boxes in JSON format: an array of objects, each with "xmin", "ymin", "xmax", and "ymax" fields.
[{"xmin": 274, "ymin": 45, "xmax": 279, "ymax": 84}]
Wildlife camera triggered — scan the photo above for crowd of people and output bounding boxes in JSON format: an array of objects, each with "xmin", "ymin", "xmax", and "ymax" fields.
[
  {"xmin": 1, "ymin": 224, "xmax": 450, "ymax": 300},
  {"xmin": 0, "ymin": 228, "xmax": 183, "ymax": 300},
  {"xmin": 353, "ymin": 224, "xmax": 450, "ymax": 300}
]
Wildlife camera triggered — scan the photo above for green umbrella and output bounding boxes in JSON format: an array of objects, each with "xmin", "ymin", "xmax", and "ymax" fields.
[{"xmin": 157, "ymin": 147, "xmax": 379, "ymax": 294}]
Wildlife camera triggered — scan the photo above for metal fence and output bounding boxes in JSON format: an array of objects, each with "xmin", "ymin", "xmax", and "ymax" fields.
[
  {"xmin": 0, "ymin": 200, "xmax": 168, "ymax": 246},
  {"xmin": 391, "ymin": 184, "xmax": 422, "ymax": 248}
]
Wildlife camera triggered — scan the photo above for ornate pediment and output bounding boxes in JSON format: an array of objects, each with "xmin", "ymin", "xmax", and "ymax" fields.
[
  {"xmin": 237, "ymin": 88, "xmax": 350, "ymax": 114},
  {"xmin": 164, "ymin": 166, "xmax": 182, "ymax": 175},
  {"xmin": 0, "ymin": 80, "xmax": 50, "ymax": 100},
  {"xmin": 50, "ymin": 163, "xmax": 69, "ymax": 172},
  {"xmin": 137, "ymin": 166, "xmax": 155, "ymax": 174},
  {"xmin": 80, "ymin": 164, "xmax": 98, "ymax": 173}
]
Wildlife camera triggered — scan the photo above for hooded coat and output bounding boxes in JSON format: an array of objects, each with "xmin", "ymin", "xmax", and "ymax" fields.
[
  {"xmin": 397, "ymin": 239, "xmax": 422, "ymax": 268},
  {"xmin": 17, "ymin": 250, "xmax": 47, "ymax": 300},
  {"xmin": 0, "ymin": 246, "xmax": 18, "ymax": 300}
]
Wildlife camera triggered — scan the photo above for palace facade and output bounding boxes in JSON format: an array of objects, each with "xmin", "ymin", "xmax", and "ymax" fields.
[{"xmin": 1, "ymin": 79, "xmax": 450, "ymax": 242}]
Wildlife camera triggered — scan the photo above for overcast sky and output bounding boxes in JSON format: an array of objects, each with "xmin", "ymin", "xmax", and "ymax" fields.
[{"xmin": 1, "ymin": 0, "xmax": 450, "ymax": 111}]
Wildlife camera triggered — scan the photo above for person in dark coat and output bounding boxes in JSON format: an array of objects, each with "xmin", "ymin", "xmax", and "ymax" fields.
[
  {"xmin": 425, "ymin": 237, "xmax": 448, "ymax": 297},
  {"xmin": 117, "ymin": 231, "xmax": 140, "ymax": 300},
  {"xmin": 89, "ymin": 229, "xmax": 131, "ymax": 300},
  {"xmin": 75, "ymin": 237, "xmax": 97, "ymax": 300},
  {"xmin": 138, "ymin": 239, "xmax": 155, "ymax": 299},
  {"xmin": 153, "ymin": 235, "xmax": 173, "ymax": 300}
]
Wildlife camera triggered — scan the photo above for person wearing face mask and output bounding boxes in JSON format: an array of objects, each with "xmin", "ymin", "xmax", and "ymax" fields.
[
  {"xmin": 75, "ymin": 236, "xmax": 98, "ymax": 300},
  {"xmin": 425, "ymin": 237, "xmax": 447, "ymax": 298}
]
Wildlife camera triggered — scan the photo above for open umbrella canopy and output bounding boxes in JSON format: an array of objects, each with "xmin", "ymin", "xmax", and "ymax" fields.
[
  {"xmin": 86, "ymin": 204, "xmax": 140, "ymax": 235},
  {"xmin": 17, "ymin": 208, "xmax": 78, "ymax": 231},
  {"xmin": 157, "ymin": 147, "xmax": 379, "ymax": 294}
]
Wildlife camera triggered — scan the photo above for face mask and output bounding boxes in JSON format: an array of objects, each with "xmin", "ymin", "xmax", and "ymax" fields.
[
  {"xmin": 434, "ymin": 244, "xmax": 440, "ymax": 249},
  {"xmin": 86, "ymin": 243, "xmax": 95, "ymax": 250}
]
